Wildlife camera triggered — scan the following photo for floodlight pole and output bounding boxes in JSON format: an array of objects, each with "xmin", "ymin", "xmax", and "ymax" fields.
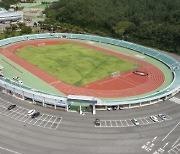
[
  {"xmin": 79, "ymin": 104, "xmax": 82, "ymax": 114},
  {"xmin": 92, "ymin": 104, "xmax": 96, "ymax": 115}
]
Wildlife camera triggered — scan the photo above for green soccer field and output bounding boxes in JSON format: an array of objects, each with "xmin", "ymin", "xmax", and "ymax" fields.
[{"xmin": 15, "ymin": 42, "xmax": 139, "ymax": 86}]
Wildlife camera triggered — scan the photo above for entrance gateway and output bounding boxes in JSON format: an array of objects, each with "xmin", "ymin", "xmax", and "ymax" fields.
[{"xmin": 67, "ymin": 95, "xmax": 97, "ymax": 114}]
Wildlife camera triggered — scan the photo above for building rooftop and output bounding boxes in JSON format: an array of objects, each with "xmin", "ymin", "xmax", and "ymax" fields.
[{"xmin": 0, "ymin": 8, "xmax": 8, "ymax": 14}]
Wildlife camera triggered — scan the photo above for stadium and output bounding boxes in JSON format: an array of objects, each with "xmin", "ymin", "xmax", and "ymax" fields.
[{"xmin": 0, "ymin": 33, "xmax": 179, "ymax": 114}]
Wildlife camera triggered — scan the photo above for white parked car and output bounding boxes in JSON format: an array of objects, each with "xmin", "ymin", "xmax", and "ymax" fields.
[
  {"xmin": 150, "ymin": 115, "xmax": 159, "ymax": 122},
  {"xmin": 18, "ymin": 80, "xmax": 23, "ymax": 85},
  {"xmin": 27, "ymin": 109, "xmax": 36, "ymax": 116},
  {"xmin": 107, "ymin": 107, "xmax": 112, "ymax": 111}
]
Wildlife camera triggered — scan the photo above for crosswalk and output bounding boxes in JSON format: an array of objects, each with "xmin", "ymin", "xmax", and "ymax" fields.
[{"xmin": 169, "ymin": 97, "xmax": 180, "ymax": 104}]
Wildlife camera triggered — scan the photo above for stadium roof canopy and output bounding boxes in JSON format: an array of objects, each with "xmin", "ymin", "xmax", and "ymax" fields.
[{"xmin": 67, "ymin": 95, "xmax": 97, "ymax": 103}]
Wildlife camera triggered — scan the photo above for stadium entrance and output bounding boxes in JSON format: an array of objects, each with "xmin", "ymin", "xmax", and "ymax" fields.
[{"xmin": 67, "ymin": 95, "xmax": 97, "ymax": 114}]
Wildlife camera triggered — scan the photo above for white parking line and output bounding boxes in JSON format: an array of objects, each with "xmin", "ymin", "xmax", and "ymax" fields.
[
  {"xmin": 125, "ymin": 120, "xmax": 129, "ymax": 126},
  {"xmin": 4, "ymin": 110, "xmax": 13, "ymax": 116},
  {"xmin": 22, "ymin": 116, "xmax": 31, "ymax": 122},
  {"xmin": 18, "ymin": 114, "xmax": 28, "ymax": 121},
  {"xmin": 53, "ymin": 117, "xmax": 62, "ymax": 130},
  {"xmin": 0, "ymin": 108, "xmax": 8, "ymax": 113},
  {"xmin": 0, "ymin": 103, "xmax": 9, "ymax": 107},
  {"xmin": 33, "ymin": 114, "xmax": 44, "ymax": 125},
  {"xmin": 165, "ymin": 114, "xmax": 173, "ymax": 120},
  {"xmin": 168, "ymin": 143, "xmax": 180, "ymax": 154},
  {"xmin": 127, "ymin": 120, "xmax": 134, "ymax": 126},
  {"xmin": 110, "ymin": 120, "xmax": 112, "ymax": 127},
  {"xmin": 0, "ymin": 103, "xmax": 10, "ymax": 107},
  {"xmin": 15, "ymin": 114, "xmax": 26, "ymax": 120},
  {"xmin": 5, "ymin": 108, "xmax": 22, "ymax": 116},
  {"xmin": 37, "ymin": 115, "xmax": 49, "ymax": 126},
  {"xmin": 49, "ymin": 117, "xmax": 58, "ymax": 128},
  {"xmin": 0, "ymin": 146, "xmax": 21, "ymax": 154},
  {"xmin": 119, "ymin": 120, "xmax": 123, "ymax": 126},
  {"xmin": 0, "ymin": 100, "xmax": 62, "ymax": 130},
  {"xmin": 1, "ymin": 109, "xmax": 11, "ymax": 115},
  {"xmin": 138, "ymin": 118, "xmax": 146, "ymax": 125},
  {"xmin": 28, "ymin": 118, "xmax": 36, "ymax": 124},
  {"xmin": 96, "ymin": 114, "xmax": 172, "ymax": 128},
  {"xmin": 104, "ymin": 121, "xmax": 107, "ymax": 127},
  {"xmin": 44, "ymin": 116, "xmax": 53, "ymax": 127},
  {"xmin": 115, "ymin": 120, "xmax": 118, "ymax": 127},
  {"xmin": 10, "ymin": 113, "xmax": 19, "ymax": 119},
  {"xmin": 143, "ymin": 118, "xmax": 149, "ymax": 124},
  {"xmin": 121, "ymin": 120, "xmax": 127, "ymax": 127},
  {"xmin": 172, "ymin": 137, "xmax": 180, "ymax": 147}
]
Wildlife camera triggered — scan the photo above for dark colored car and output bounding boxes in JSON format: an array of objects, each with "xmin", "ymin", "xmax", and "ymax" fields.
[
  {"xmin": 31, "ymin": 112, "xmax": 40, "ymax": 118},
  {"xmin": 158, "ymin": 114, "xmax": 168, "ymax": 120},
  {"xmin": 7, "ymin": 104, "xmax": 16, "ymax": 110},
  {"xmin": 94, "ymin": 118, "xmax": 100, "ymax": 126}
]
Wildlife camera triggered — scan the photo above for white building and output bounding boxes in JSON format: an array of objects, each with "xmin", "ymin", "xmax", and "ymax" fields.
[{"xmin": 0, "ymin": 8, "xmax": 23, "ymax": 24}]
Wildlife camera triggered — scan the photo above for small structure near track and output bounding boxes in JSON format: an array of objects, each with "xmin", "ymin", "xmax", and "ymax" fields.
[
  {"xmin": 0, "ymin": 64, "xmax": 4, "ymax": 77},
  {"xmin": 111, "ymin": 71, "xmax": 121, "ymax": 78},
  {"xmin": 67, "ymin": 95, "xmax": 97, "ymax": 114}
]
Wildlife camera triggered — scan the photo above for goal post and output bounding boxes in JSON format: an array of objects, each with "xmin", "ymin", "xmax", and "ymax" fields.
[{"xmin": 111, "ymin": 71, "xmax": 120, "ymax": 78}]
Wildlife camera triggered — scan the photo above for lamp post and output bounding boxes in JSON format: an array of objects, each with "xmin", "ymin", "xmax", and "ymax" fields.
[{"xmin": 51, "ymin": 25, "xmax": 54, "ymax": 33}]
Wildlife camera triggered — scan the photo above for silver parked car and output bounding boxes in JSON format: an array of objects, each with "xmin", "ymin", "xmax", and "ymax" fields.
[{"xmin": 131, "ymin": 118, "xmax": 140, "ymax": 126}]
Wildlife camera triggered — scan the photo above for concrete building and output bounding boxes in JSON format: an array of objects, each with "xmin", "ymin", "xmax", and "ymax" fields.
[{"xmin": 0, "ymin": 7, "xmax": 23, "ymax": 24}]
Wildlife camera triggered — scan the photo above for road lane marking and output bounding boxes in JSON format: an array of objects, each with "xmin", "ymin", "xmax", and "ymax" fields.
[
  {"xmin": 0, "ymin": 146, "xmax": 21, "ymax": 154},
  {"xmin": 172, "ymin": 137, "xmax": 180, "ymax": 147},
  {"xmin": 162, "ymin": 122, "xmax": 180, "ymax": 141}
]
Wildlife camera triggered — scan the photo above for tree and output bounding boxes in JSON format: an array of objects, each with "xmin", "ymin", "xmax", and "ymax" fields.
[{"xmin": 113, "ymin": 21, "xmax": 135, "ymax": 37}]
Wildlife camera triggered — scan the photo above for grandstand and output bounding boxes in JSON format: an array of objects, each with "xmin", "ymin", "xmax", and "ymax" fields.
[{"xmin": 0, "ymin": 33, "xmax": 179, "ymax": 114}]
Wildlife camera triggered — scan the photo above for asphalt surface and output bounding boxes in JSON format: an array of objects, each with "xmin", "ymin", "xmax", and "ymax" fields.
[{"xmin": 0, "ymin": 91, "xmax": 180, "ymax": 154}]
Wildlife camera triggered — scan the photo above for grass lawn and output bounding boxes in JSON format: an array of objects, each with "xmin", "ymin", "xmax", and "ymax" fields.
[{"xmin": 15, "ymin": 42, "xmax": 139, "ymax": 86}]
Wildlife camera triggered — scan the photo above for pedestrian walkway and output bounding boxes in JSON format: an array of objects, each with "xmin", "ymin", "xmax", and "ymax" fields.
[{"xmin": 169, "ymin": 97, "xmax": 180, "ymax": 104}]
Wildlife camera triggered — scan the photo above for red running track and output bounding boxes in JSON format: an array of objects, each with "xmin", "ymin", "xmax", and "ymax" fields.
[{"xmin": 1, "ymin": 39, "xmax": 165, "ymax": 98}]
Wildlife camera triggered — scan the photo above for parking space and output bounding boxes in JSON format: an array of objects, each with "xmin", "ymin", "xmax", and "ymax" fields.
[
  {"xmin": 95, "ymin": 114, "xmax": 172, "ymax": 128},
  {"xmin": 0, "ymin": 101, "xmax": 62, "ymax": 130}
]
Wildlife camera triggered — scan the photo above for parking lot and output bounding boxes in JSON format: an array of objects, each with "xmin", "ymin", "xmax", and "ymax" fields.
[
  {"xmin": 95, "ymin": 114, "xmax": 172, "ymax": 127},
  {"xmin": 0, "ymin": 100, "xmax": 62, "ymax": 130}
]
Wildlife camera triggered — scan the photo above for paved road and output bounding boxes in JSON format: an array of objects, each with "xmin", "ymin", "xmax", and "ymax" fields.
[{"xmin": 0, "ymin": 91, "xmax": 180, "ymax": 154}]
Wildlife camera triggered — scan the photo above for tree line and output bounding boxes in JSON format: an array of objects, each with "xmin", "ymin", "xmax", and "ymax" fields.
[
  {"xmin": 45, "ymin": 0, "xmax": 180, "ymax": 54},
  {"xmin": 0, "ymin": 0, "xmax": 21, "ymax": 9}
]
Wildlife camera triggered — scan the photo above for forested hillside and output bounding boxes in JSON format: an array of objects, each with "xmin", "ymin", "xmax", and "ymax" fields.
[
  {"xmin": 0, "ymin": 0, "xmax": 21, "ymax": 9},
  {"xmin": 45, "ymin": 0, "xmax": 180, "ymax": 54}
]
